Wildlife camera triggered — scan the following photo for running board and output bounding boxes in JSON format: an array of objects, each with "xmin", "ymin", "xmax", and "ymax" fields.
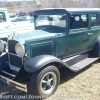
[{"xmin": 70, "ymin": 57, "xmax": 99, "ymax": 72}]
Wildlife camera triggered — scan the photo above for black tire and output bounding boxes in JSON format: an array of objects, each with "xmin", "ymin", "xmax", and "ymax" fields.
[{"xmin": 28, "ymin": 65, "xmax": 60, "ymax": 99}]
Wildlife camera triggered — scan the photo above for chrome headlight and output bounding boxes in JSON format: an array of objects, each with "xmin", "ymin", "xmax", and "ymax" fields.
[
  {"xmin": 0, "ymin": 40, "xmax": 4, "ymax": 52},
  {"xmin": 15, "ymin": 43, "xmax": 25, "ymax": 57}
]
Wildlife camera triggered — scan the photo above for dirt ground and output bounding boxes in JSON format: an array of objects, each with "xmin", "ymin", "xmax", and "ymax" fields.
[{"xmin": 0, "ymin": 60, "xmax": 100, "ymax": 100}]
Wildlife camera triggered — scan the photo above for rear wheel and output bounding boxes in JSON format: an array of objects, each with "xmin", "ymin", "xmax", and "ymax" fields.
[{"xmin": 28, "ymin": 65, "xmax": 60, "ymax": 99}]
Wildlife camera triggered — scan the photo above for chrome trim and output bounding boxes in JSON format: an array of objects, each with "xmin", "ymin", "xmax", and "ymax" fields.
[
  {"xmin": 9, "ymin": 64, "xmax": 20, "ymax": 72},
  {"xmin": 88, "ymin": 33, "xmax": 93, "ymax": 35},
  {"xmin": 1, "ymin": 70, "xmax": 16, "ymax": 77},
  {"xmin": 0, "ymin": 52, "xmax": 7, "ymax": 57},
  {"xmin": 63, "ymin": 55, "xmax": 80, "ymax": 62},
  {"xmin": 63, "ymin": 49, "xmax": 92, "ymax": 59},
  {"xmin": 8, "ymin": 33, "xmax": 25, "ymax": 45},
  {"xmin": 0, "ymin": 75, "xmax": 27, "ymax": 92},
  {"xmin": 8, "ymin": 52, "xmax": 22, "ymax": 58}
]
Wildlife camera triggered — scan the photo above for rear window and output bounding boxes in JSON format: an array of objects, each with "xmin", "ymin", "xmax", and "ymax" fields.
[{"xmin": 70, "ymin": 14, "xmax": 88, "ymax": 29}]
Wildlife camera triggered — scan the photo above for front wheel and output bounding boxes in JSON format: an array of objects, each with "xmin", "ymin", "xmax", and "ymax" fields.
[{"xmin": 28, "ymin": 65, "xmax": 60, "ymax": 99}]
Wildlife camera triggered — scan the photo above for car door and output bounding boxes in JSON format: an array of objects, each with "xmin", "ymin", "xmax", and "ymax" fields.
[
  {"xmin": 68, "ymin": 13, "xmax": 90, "ymax": 56},
  {"xmin": 87, "ymin": 13, "xmax": 100, "ymax": 50}
]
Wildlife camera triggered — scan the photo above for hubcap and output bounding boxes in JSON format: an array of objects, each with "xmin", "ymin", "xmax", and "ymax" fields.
[{"xmin": 40, "ymin": 72, "xmax": 57, "ymax": 94}]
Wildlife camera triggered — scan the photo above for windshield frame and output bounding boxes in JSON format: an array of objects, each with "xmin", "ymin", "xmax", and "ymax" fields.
[{"xmin": 33, "ymin": 9, "xmax": 67, "ymax": 30}]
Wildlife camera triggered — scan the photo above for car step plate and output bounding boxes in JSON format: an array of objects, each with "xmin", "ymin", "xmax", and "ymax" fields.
[{"xmin": 70, "ymin": 57, "xmax": 99, "ymax": 72}]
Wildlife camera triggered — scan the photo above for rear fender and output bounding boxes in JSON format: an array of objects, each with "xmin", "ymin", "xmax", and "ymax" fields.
[{"xmin": 90, "ymin": 36, "xmax": 100, "ymax": 57}]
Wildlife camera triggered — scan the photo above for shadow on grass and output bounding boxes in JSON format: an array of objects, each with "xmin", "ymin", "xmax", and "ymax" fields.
[{"xmin": 0, "ymin": 60, "xmax": 99, "ymax": 100}]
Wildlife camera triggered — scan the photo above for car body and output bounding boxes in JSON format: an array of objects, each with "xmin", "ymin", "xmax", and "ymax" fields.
[
  {"xmin": 0, "ymin": 8, "xmax": 100, "ymax": 98},
  {"xmin": 0, "ymin": 8, "xmax": 11, "ymax": 29}
]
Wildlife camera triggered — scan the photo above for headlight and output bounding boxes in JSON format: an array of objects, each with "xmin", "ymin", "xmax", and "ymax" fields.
[
  {"xmin": 15, "ymin": 43, "xmax": 25, "ymax": 58},
  {"xmin": 0, "ymin": 40, "xmax": 4, "ymax": 52}
]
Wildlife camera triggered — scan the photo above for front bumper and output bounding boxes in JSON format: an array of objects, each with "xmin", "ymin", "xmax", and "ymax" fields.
[{"xmin": 0, "ymin": 75, "xmax": 27, "ymax": 92}]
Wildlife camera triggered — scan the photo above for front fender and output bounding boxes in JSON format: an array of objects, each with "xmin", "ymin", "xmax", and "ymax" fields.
[{"xmin": 24, "ymin": 55, "xmax": 70, "ymax": 73}]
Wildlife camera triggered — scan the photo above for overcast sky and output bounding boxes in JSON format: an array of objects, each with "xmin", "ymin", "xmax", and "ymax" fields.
[
  {"xmin": 0, "ymin": 0, "xmax": 32, "ymax": 1},
  {"xmin": 0, "ymin": 0, "xmax": 34, "ymax": 2},
  {"xmin": 0, "ymin": 0, "xmax": 21, "ymax": 1}
]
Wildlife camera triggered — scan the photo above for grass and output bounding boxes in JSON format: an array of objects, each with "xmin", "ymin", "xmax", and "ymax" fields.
[{"xmin": 0, "ymin": 61, "xmax": 100, "ymax": 100}]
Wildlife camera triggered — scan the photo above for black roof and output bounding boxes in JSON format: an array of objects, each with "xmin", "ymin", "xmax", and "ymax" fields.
[
  {"xmin": 43, "ymin": 8, "xmax": 100, "ymax": 12},
  {"xmin": 33, "ymin": 8, "xmax": 100, "ymax": 15}
]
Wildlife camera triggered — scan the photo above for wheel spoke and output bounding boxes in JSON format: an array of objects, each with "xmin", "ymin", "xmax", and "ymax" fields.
[
  {"xmin": 48, "ymin": 78, "xmax": 53, "ymax": 82},
  {"xmin": 42, "ymin": 80, "xmax": 47, "ymax": 83}
]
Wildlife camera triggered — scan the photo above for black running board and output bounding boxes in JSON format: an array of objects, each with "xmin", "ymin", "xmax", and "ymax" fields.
[{"xmin": 69, "ymin": 57, "xmax": 99, "ymax": 72}]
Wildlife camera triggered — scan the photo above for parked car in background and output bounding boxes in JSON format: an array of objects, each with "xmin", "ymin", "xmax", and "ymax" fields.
[
  {"xmin": 0, "ymin": 8, "xmax": 100, "ymax": 99},
  {"xmin": 0, "ymin": 8, "xmax": 34, "ymax": 41},
  {"xmin": 12, "ymin": 13, "xmax": 33, "ymax": 22},
  {"xmin": 9, "ymin": 13, "xmax": 17, "ymax": 22},
  {"xmin": 19, "ymin": 12, "xmax": 26, "ymax": 16}
]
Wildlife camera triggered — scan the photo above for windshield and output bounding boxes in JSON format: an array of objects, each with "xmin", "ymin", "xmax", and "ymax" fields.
[{"xmin": 35, "ymin": 14, "xmax": 66, "ymax": 28}]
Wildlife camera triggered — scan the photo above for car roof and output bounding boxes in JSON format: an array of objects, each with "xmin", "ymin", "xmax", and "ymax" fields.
[
  {"xmin": 33, "ymin": 8, "xmax": 100, "ymax": 16},
  {"xmin": 65, "ymin": 8, "xmax": 100, "ymax": 12},
  {"xmin": 34, "ymin": 8, "xmax": 100, "ymax": 15},
  {"xmin": 43, "ymin": 8, "xmax": 100, "ymax": 12}
]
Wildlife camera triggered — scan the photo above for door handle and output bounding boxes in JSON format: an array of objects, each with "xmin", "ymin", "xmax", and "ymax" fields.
[{"xmin": 88, "ymin": 33, "xmax": 93, "ymax": 35}]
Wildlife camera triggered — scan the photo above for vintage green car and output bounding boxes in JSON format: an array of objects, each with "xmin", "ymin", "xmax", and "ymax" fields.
[{"xmin": 0, "ymin": 8, "xmax": 100, "ymax": 98}]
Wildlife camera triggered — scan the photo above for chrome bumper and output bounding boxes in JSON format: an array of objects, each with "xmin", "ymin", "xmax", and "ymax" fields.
[{"xmin": 0, "ymin": 75, "xmax": 27, "ymax": 92}]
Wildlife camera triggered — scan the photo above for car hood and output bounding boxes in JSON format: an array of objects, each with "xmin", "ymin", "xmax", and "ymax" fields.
[{"xmin": 15, "ymin": 30, "xmax": 56, "ymax": 43}]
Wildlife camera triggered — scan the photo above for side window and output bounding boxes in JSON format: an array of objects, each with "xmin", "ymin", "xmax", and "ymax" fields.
[
  {"xmin": 91, "ymin": 13, "xmax": 100, "ymax": 27},
  {"xmin": 70, "ymin": 14, "xmax": 88, "ymax": 29},
  {"xmin": 0, "ymin": 12, "xmax": 6, "ymax": 23}
]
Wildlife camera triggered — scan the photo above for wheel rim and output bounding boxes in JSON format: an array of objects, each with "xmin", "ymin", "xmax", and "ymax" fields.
[{"xmin": 40, "ymin": 72, "xmax": 57, "ymax": 94}]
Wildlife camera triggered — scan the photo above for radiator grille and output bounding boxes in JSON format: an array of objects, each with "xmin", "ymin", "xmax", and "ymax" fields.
[
  {"xmin": 8, "ymin": 40, "xmax": 18, "ymax": 54},
  {"xmin": 8, "ymin": 40, "xmax": 23, "ymax": 68},
  {"xmin": 9, "ymin": 54, "xmax": 23, "ymax": 68}
]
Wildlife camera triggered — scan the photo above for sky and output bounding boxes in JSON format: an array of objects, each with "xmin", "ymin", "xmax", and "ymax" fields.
[
  {"xmin": 0, "ymin": 0, "xmax": 21, "ymax": 1},
  {"xmin": 0, "ymin": 0, "xmax": 33, "ymax": 1}
]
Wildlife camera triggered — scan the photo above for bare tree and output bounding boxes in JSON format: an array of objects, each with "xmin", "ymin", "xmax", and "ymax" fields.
[
  {"xmin": 4, "ymin": 0, "xmax": 100, "ymax": 13},
  {"xmin": 42, "ymin": 0, "xmax": 62, "ymax": 8}
]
